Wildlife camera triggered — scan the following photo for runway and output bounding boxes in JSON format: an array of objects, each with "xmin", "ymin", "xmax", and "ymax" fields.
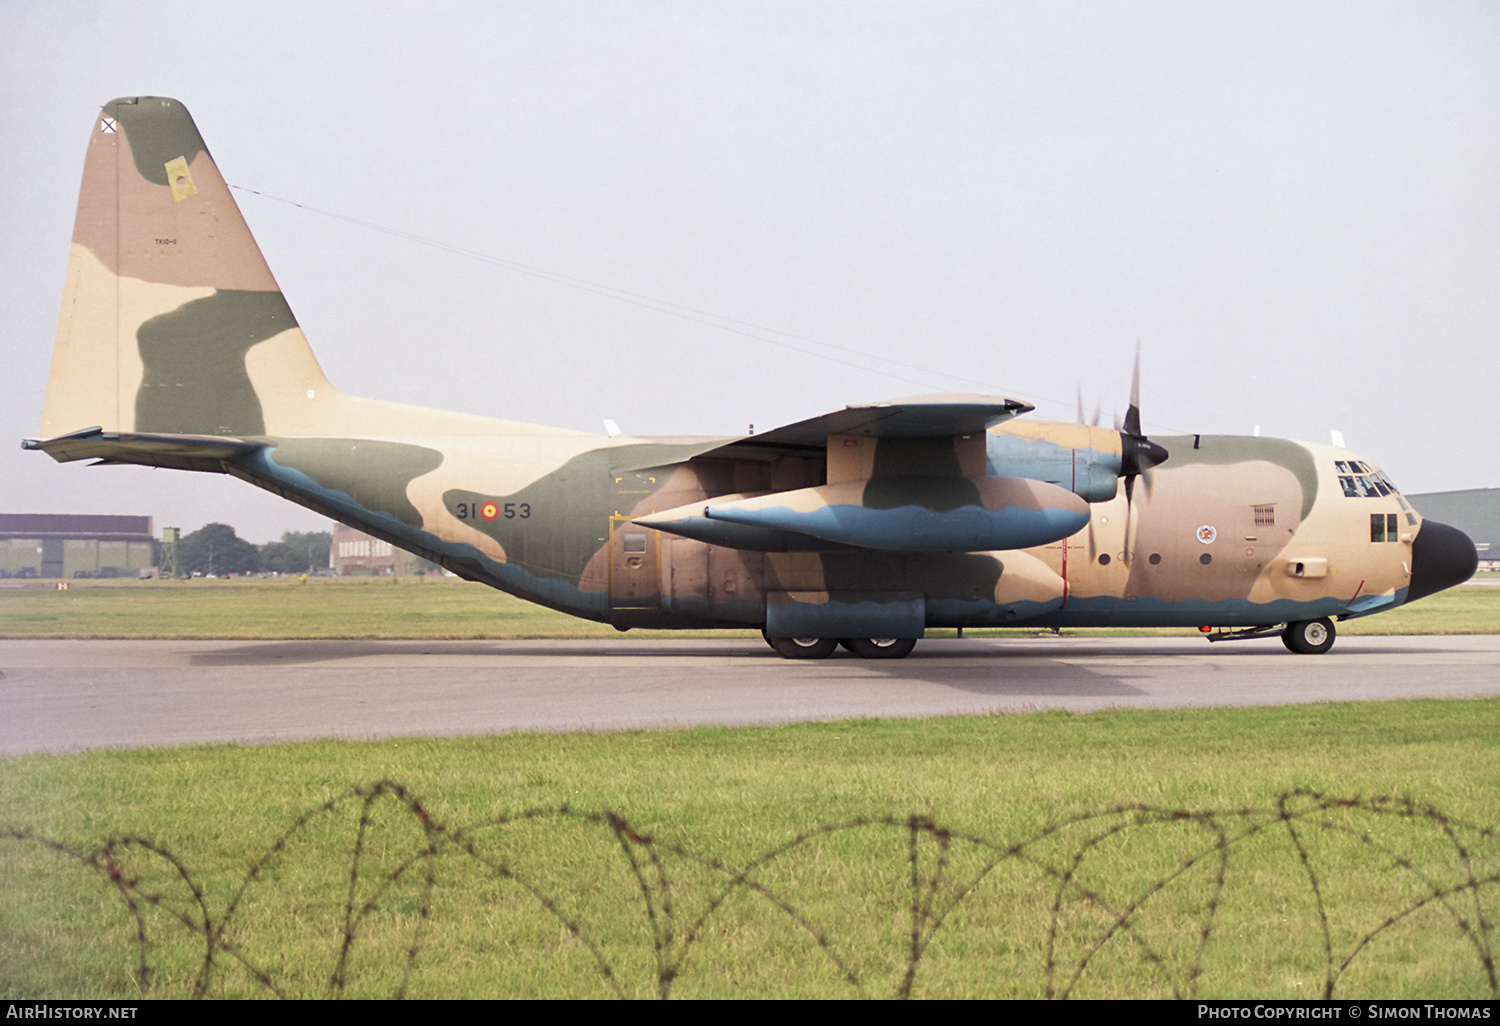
[{"xmin": 3, "ymin": 635, "xmax": 1499, "ymax": 755}]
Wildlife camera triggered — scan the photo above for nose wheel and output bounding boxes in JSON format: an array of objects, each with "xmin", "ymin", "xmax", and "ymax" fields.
[{"xmin": 1282, "ymin": 618, "xmax": 1335, "ymax": 654}]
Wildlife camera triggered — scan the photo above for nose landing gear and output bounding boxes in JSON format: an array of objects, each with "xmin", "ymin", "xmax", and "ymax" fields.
[{"xmin": 1282, "ymin": 617, "xmax": 1336, "ymax": 655}]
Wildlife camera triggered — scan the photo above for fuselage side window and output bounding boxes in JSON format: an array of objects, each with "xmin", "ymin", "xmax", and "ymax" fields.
[{"xmin": 1370, "ymin": 513, "xmax": 1402, "ymax": 542}]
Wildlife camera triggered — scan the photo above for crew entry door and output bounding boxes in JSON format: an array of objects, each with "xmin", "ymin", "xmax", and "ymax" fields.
[{"xmin": 609, "ymin": 515, "xmax": 661, "ymax": 609}]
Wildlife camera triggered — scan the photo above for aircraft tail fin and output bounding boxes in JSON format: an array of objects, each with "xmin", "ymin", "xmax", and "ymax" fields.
[{"xmin": 40, "ymin": 97, "xmax": 335, "ymax": 441}]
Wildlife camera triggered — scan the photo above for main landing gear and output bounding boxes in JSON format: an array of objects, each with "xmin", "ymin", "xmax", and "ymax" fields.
[{"xmin": 763, "ymin": 633, "xmax": 917, "ymax": 660}]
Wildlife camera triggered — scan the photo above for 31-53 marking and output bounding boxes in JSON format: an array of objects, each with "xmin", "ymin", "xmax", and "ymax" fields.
[{"xmin": 455, "ymin": 501, "xmax": 531, "ymax": 521}]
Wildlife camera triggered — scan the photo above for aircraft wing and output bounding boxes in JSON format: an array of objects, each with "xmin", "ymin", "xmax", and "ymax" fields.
[{"xmin": 693, "ymin": 394, "xmax": 1034, "ymax": 461}]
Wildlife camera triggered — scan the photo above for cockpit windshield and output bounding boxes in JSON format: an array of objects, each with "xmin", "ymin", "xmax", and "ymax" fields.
[{"xmin": 1335, "ymin": 460, "xmax": 1401, "ymax": 499}]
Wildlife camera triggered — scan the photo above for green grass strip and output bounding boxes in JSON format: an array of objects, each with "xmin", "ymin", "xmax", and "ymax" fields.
[{"xmin": 3, "ymin": 700, "xmax": 1496, "ymax": 998}]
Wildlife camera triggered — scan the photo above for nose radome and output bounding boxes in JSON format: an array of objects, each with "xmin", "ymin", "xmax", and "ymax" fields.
[{"xmin": 1406, "ymin": 519, "xmax": 1479, "ymax": 603}]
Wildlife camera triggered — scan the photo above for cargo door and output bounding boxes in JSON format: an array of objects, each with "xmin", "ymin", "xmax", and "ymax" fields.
[{"xmin": 608, "ymin": 468, "xmax": 664, "ymax": 610}]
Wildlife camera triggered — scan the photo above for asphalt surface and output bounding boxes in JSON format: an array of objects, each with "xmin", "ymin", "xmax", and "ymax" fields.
[{"xmin": 3, "ymin": 634, "xmax": 1498, "ymax": 755}]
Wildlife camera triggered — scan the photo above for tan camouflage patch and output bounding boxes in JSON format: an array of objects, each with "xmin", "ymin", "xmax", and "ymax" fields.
[
  {"xmin": 994, "ymin": 550, "xmax": 1066, "ymax": 606},
  {"xmin": 42, "ymin": 245, "xmax": 215, "ymax": 436}
]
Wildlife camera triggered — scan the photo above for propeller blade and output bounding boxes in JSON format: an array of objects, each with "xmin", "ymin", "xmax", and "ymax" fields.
[
  {"xmin": 1123, "ymin": 343, "xmax": 1143, "ymax": 438},
  {"xmin": 1113, "ymin": 343, "xmax": 1163, "ymax": 566}
]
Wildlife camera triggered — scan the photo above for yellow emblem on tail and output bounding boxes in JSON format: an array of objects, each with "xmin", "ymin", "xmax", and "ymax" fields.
[{"xmin": 164, "ymin": 156, "xmax": 196, "ymax": 203}]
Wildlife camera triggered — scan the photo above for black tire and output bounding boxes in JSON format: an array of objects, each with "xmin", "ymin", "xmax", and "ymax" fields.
[
  {"xmin": 843, "ymin": 637, "xmax": 917, "ymax": 660},
  {"xmin": 1282, "ymin": 618, "xmax": 1335, "ymax": 655},
  {"xmin": 768, "ymin": 636, "xmax": 838, "ymax": 659}
]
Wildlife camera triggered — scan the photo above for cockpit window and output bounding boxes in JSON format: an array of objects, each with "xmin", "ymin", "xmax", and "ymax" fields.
[{"xmin": 1335, "ymin": 463, "xmax": 1402, "ymax": 500}]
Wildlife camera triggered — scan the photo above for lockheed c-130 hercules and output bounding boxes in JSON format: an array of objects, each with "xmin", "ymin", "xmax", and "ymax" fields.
[{"xmin": 26, "ymin": 97, "xmax": 1479, "ymax": 659}]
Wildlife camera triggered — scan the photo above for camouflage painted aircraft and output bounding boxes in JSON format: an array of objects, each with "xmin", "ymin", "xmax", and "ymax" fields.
[{"xmin": 26, "ymin": 97, "xmax": 1479, "ymax": 658}]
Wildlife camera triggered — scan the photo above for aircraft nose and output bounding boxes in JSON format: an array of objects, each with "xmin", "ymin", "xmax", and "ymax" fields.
[{"xmin": 1406, "ymin": 519, "xmax": 1479, "ymax": 602}]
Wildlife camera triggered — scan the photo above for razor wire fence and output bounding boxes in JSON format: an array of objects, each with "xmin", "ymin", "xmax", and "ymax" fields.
[{"xmin": 3, "ymin": 783, "xmax": 1495, "ymax": 999}]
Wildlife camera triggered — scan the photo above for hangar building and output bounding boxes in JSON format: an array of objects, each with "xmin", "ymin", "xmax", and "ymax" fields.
[
  {"xmin": 0, "ymin": 514, "xmax": 156, "ymax": 579},
  {"xmin": 1409, "ymin": 488, "xmax": 1498, "ymax": 570}
]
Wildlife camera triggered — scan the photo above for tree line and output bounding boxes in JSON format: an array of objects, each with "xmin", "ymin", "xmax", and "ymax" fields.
[{"xmin": 175, "ymin": 523, "xmax": 332, "ymax": 576}]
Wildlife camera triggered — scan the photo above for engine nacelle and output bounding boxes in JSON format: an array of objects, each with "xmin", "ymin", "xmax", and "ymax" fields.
[{"xmin": 986, "ymin": 421, "xmax": 1122, "ymax": 503}]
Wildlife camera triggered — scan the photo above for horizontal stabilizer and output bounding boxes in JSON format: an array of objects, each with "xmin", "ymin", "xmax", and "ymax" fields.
[{"xmin": 23, "ymin": 427, "xmax": 260, "ymax": 472}]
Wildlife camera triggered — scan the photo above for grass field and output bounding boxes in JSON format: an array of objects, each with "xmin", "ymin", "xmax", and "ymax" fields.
[
  {"xmin": 2, "ymin": 572, "xmax": 1497, "ymax": 640},
  {"xmin": 2, "ymin": 701, "xmax": 1497, "ymax": 999},
  {"xmin": 3, "ymin": 576, "xmax": 1496, "ymax": 998}
]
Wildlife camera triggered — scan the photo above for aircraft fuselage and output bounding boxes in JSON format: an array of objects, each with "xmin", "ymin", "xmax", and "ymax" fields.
[{"xmin": 205, "ymin": 420, "xmax": 1446, "ymax": 640}]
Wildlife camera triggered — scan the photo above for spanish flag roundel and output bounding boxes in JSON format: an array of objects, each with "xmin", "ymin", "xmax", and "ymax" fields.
[{"xmin": 481, "ymin": 502, "xmax": 499, "ymax": 520}]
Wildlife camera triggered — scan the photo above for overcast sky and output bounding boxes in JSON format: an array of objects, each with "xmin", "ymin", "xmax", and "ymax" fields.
[{"xmin": 2, "ymin": 1, "xmax": 1496, "ymax": 542}]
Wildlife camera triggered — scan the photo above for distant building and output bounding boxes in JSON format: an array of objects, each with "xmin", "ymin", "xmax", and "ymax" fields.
[
  {"xmin": 1409, "ymin": 488, "xmax": 1499, "ymax": 570},
  {"xmin": 331, "ymin": 522, "xmax": 398, "ymax": 576},
  {"xmin": 330, "ymin": 523, "xmax": 440, "ymax": 576},
  {"xmin": 0, "ymin": 514, "xmax": 156, "ymax": 579}
]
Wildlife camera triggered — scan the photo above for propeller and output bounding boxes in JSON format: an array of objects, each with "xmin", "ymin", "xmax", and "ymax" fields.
[
  {"xmin": 1074, "ymin": 386, "xmax": 1101, "ymax": 427},
  {"xmin": 1117, "ymin": 346, "xmax": 1168, "ymax": 564}
]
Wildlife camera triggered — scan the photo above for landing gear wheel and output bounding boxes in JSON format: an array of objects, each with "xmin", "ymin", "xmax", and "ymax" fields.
[
  {"xmin": 843, "ymin": 637, "xmax": 917, "ymax": 660},
  {"xmin": 767, "ymin": 636, "xmax": 838, "ymax": 660},
  {"xmin": 1282, "ymin": 618, "xmax": 1335, "ymax": 655}
]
